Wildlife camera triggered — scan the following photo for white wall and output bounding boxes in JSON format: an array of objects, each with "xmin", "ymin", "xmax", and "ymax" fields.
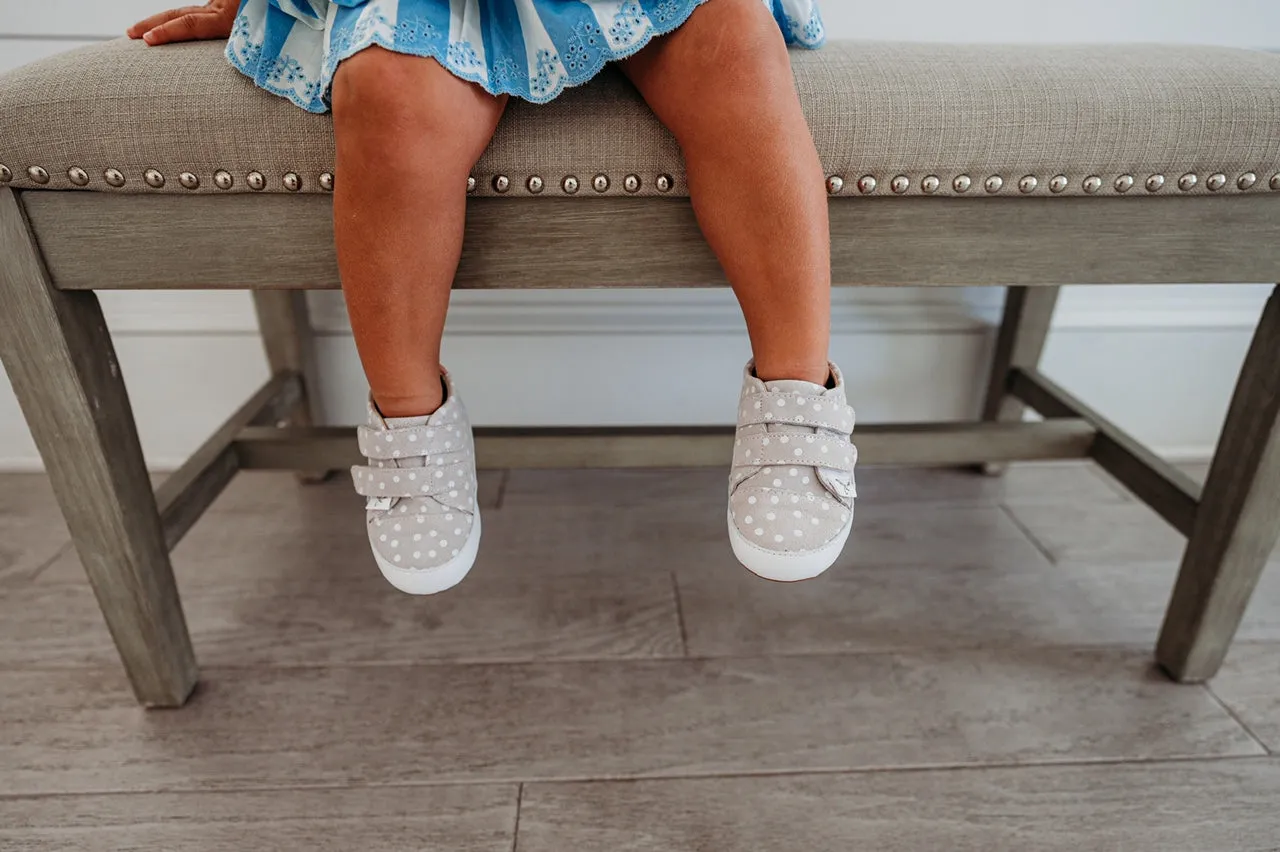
[{"xmin": 2, "ymin": 1, "xmax": 1277, "ymax": 469}]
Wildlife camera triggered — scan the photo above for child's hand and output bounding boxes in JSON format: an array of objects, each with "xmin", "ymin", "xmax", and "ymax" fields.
[{"xmin": 127, "ymin": 1, "xmax": 240, "ymax": 46}]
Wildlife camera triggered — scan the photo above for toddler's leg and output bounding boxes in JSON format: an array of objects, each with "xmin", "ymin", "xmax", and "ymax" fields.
[
  {"xmin": 620, "ymin": 0, "xmax": 831, "ymax": 385},
  {"xmin": 332, "ymin": 47, "xmax": 507, "ymax": 417}
]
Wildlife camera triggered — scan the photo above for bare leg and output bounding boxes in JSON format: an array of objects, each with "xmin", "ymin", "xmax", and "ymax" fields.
[
  {"xmin": 621, "ymin": 0, "xmax": 831, "ymax": 384},
  {"xmin": 332, "ymin": 47, "xmax": 507, "ymax": 417}
]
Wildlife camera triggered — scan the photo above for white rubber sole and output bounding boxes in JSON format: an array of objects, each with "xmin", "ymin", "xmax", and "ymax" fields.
[
  {"xmin": 373, "ymin": 512, "xmax": 482, "ymax": 595},
  {"xmin": 727, "ymin": 507, "xmax": 852, "ymax": 583}
]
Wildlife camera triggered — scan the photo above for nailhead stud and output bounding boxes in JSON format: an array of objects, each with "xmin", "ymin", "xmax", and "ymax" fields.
[
  {"xmin": 247, "ymin": 171, "xmax": 266, "ymax": 191},
  {"xmin": 1018, "ymin": 175, "xmax": 1038, "ymax": 193},
  {"xmin": 493, "ymin": 175, "xmax": 510, "ymax": 193},
  {"xmin": 104, "ymin": 168, "xmax": 125, "ymax": 187},
  {"xmin": 27, "ymin": 166, "xmax": 49, "ymax": 184},
  {"xmin": 179, "ymin": 172, "xmax": 200, "ymax": 190},
  {"xmin": 1271, "ymin": 173, "xmax": 1280, "ymax": 191},
  {"xmin": 1049, "ymin": 175, "xmax": 1069, "ymax": 193},
  {"xmin": 1178, "ymin": 173, "xmax": 1198, "ymax": 191},
  {"xmin": 1114, "ymin": 174, "xmax": 1135, "ymax": 193},
  {"xmin": 67, "ymin": 167, "xmax": 89, "ymax": 186},
  {"xmin": 656, "ymin": 174, "xmax": 673, "ymax": 193},
  {"xmin": 623, "ymin": 174, "xmax": 641, "ymax": 193},
  {"xmin": 562, "ymin": 175, "xmax": 580, "ymax": 194},
  {"xmin": 282, "ymin": 172, "xmax": 301, "ymax": 191},
  {"xmin": 318, "ymin": 172, "xmax": 334, "ymax": 191},
  {"xmin": 1146, "ymin": 174, "xmax": 1165, "ymax": 192},
  {"xmin": 1237, "ymin": 172, "xmax": 1257, "ymax": 191},
  {"xmin": 857, "ymin": 175, "xmax": 877, "ymax": 194},
  {"xmin": 0, "ymin": 164, "xmax": 11, "ymax": 183},
  {"xmin": 825, "ymin": 175, "xmax": 844, "ymax": 195},
  {"xmin": 592, "ymin": 174, "xmax": 610, "ymax": 192},
  {"xmin": 953, "ymin": 175, "xmax": 972, "ymax": 193},
  {"xmin": 1082, "ymin": 175, "xmax": 1102, "ymax": 194},
  {"xmin": 526, "ymin": 175, "xmax": 544, "ymax": 193},
  {"xmin": 921, "ymin": 175, "xmax": 941, "ymax": 194},
  {"xmin": 467, "ymin": 176, "xmax": 476, "ymax": 193},
  {"xmin": 984, "ymin": 175, "xmax": 1004, "ymax": 194},
  {"xmin": 215, "ymin": 169, "xmax": 235, "ymax": 190},
  {"xmin": 144, "ymin": 168, "xmax": 165, "ymax": 188},
  {"xmin": 891, "ymin": 175, "xmax": 910, "ymax": 194},
  {"xmin": 1206, "ymin": 173, "xmax": 1227, "ymax": 191}
]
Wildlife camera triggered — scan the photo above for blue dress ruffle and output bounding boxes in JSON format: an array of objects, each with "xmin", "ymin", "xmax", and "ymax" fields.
[{"xmin": 227, "ymin": 0, "xmax": 824, "ymax": 113}]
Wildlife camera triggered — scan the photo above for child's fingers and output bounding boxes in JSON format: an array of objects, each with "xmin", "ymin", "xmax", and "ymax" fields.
[
  {"xmin": 126, "ymin": 7, "xmax": 201, "ymax": 39},
  {"xmin": 142, "ymin": 12, "xmax": 231, "ymax": 45}
]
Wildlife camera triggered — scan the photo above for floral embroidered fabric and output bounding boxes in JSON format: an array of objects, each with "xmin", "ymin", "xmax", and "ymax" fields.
[{"xmin": 227, "ymin": 0, "xmax": 824, "ymax": 112}]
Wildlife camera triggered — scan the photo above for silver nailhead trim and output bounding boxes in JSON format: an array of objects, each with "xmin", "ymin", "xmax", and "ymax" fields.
[
  {"xmin": 1178, "ymin": 173, "xmax": 1198, "ymax": 191},
  {"xmin": 1115, "ymin": 174, "xmax": 1135, "ymax": 193},
  {"xmin": 1018, "ymin": 175, "xmax": 1037, "ymax": 194},
  {"xmin": 1049, "ymin": 175, "xmax": 1069, "ymax": 193},
  {"xmin": 953, "ymin": 175, "xmax": 972, "ymax": 193},
  {"xmin": 562, "ymin": 175, "xmax": 580, "ymax": 194},
  {"xmin": 104, "ymin": 168, "xmax": 125, "ymax": 187},
  {"xmin": 891, "ymin": 175, "xmax": 910, "ymax": 194},
  {"xmin": 27, "ymin": 166, "xmax": 50, "ymax": 184},
  {"xmin": 282, "ymin": 172, "xmax": 301, "ymax": 191},
  {"xmin": 67, "ymin": 167, "xmax": 89, "ymax": 187},
  {"xmin": 144, "ymin": 168, "xmax": 165, "ymax": 188},
  {"xmin": 1272, "ymin": 173, "xmax": 1280, "ymax": 191},
  {"xmin": 318, "ymin": 172, "xmax": 334, "ymax": 192},
  {"xmin": 247, "ymin": 171, "xmax": 266, "ymax": 191},
  {"xmin": 179, "ymin": 172, "xmax": 200, "ymax": 190},
  {"xmin": 1206, "ymin": 173, "xmax": 1227, "ymax": 192},
  {"xmin": 467, "ymin": 176, "xmax": 477, "ymax": 193},
  {"xmin": 493, "ymin": 175, "xmax": 510, "ymax": 193},
  {"xmin": 0, "ymin": 164, "xmax": 11, "ymax": 183},
  {"xmin": 656, "ymin": 174, "xmax": 673, "ymax": 193},
  {"xmin": 526, "ymin": 175, "xmax": 544, "ymax": 193},
  {"xmin": 592, "ymin": 174, "xmax": 610, "ymax": 192},
  {"xmin": 1146, "ymin": 174, "xmax": 1165, "ymax": 192},
  {"xmin": 1237, "ymin": 172, "xmax": 1257, "ymax": 191},
  {"xmin": 215, "ymin": 170, "xmax": 235, "ymax": 190},
  {"xmin": 921, "ymin": 175, "xmax": 940, "ymax": 194},
  {"xmin": 857, "ymin": 175, "xmax": 877, "ymax": 194},
  {"xmin": 1083, "ymin": 176, "xmax": 1102, "ymax": 194},
  {"xmin": 825, "ymin": 175, "xmax": 844, "ymax": 195},
  {"xmin": 984, "ymin": 175, "xmax": 1003, "ymax": 194},
  {"xmin": 623, "ymin": 174, "xmax": 641, "ymax": 193}
]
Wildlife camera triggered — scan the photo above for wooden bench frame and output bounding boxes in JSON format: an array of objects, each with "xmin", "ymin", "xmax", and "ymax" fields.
[{"xmin": 2, "ymin": 186, "xmax": 1279, "ymax": 707}]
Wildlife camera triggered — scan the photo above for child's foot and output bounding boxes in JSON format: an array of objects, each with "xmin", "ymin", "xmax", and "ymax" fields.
[
  {"xmin": 727, "ymin": 360, "xmax": 857, "ymax": 582},
  {"xmin": 350, "ymin": 370, "xmax": 481, "ymax": 595}
]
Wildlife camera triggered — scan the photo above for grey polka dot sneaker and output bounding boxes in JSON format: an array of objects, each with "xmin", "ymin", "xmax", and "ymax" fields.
[
  {"xmin": 350, "ymin": 370, "xmax": 481, "ymax": 595},
  {"xmin": 728, "ymin": 360, "xmax": 857, "ymax": 582}
]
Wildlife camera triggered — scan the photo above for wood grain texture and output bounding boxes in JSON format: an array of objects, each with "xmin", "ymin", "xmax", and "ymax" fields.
[
  {"xmin": 0, "ymin": 187, "xmax": 195, "ymax": 706},
  {"xmin": 981, "ymin": 286, "xmax": 1060, "ymax": 423},
  {"xmin": 252, "ymin": 290, "xmax": 326, "ymax": 482},
  {"xmin": 1159, "ymin": 286, "xmax": 1280, "ymax": 681},
  {"xmin": 518, "ymin": 760, "xmax": 1280, "ymax": 852},
  {"xmin": 1011, "ymin": 367, "xmax": 1202, "ymax": 536},
  {"xmin": 1210, "ymin": 643, "xmax": 1280, "ymax": 751},
  {"xmin": 0, "ymin": 785, "xmax": 518, "ymax": 852},
  {"xmin": 0, "ymin": 648, "xmax": 1259, "ymax": 795},
  {"xmin": 21, "ymin": 191, "xmax": 1280, "ymax": 290}
]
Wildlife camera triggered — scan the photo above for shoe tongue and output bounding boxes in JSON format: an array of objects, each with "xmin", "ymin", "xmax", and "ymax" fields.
[{"xmin": 763, "ymin": 378, "xmax": 828, "ymax": 396}]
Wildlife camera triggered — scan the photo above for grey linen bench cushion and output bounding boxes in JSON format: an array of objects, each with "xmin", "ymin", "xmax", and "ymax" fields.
[{"xmin": 1, "ymin": 38, "xmax": 1279, "ymax": 199}]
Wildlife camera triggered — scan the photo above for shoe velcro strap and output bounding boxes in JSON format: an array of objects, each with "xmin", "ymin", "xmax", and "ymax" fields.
[
  {"xmin": 357, "ymin": 423, "xmax": 466, "ymax": 460},
  {"xmin": 736, "ymin": 392, "xmax": 855, "ymax": 435},
  {"xmin": 732, "ymin": 431, "xmax": 857, "ymax": 471},
  {"xmin": 351, "ymin": 457, "xmax": 472, "ymax": 499}
]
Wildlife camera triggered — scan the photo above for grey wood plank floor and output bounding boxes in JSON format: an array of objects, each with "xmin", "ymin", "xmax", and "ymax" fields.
[{"xmin": 2, "ymin": 463, "xmax": 1278, "ymax": 849}]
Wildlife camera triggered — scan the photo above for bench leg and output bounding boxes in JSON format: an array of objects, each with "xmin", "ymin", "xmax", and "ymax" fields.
[
  {"xmin": 251, "ymin": 291, "xmax": 330, "ymax": 483},
  {"xmin": 0, "ymin": 189, "xmax": 196, "ymax": 706},
  {"xmin": 978, "ymin": 286, "xmax": 1061, "ymax": 474},
  {"xmin": 1157, "ymin": 284, "xmax": 1280, "ymax": 683}
]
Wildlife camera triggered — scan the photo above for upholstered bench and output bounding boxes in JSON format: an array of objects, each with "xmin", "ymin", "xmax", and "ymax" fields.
[{"xmin": 2, "ymin": 39, "xmax": 1279, "ymax": 707}]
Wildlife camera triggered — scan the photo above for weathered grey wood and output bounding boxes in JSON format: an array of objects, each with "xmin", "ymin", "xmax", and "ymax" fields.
[
  {"xmin": 22, "ymin": 191, "xmax": 1280, "ymax": 289},
  {"xmin": 1157, "ymin": 286, "xmax": 1280, "ymax": 682},
  {"xmin": 1010, "ymin": 367, "xmax": 1202, "ymax": 537},
  {"xmin": 154, "ymin": 372, "xmax": 301, "ymax": 551},
  {"xmin": 233, "ymin": 420, "xmax": 1095, "ymax": 471},
  {"xmin": 0, "ymin": 187, "xmax": 196, "ymax": 707},
  {"xmin": 0, "ymin": 785, "xmax": 518, "ymax": 851},
  {"xmin": 518, "ymin": 760, "xmax": 1280, "ymax": 852},
  {"xmin": 0, "ymin": 648, "xmax": 1259, "ymax": 794},
  {"xmin": 252, "ymin": 290, "xmax": 328, "ymax": 483}
]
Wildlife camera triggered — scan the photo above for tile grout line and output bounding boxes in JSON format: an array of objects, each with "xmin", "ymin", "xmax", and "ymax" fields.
[
  {"xmin": 510, "ymin": 782, "xmax": 524, "ymax": 852},
  {"xmin": 25, "ymin": 540, "xmax": 72, "ymax": 583},
  {"xmin": 1204, "ymin": 683, "xmax": 1274, "ymax": 756},
  {"xmin": 997, "ymin": 501, "xmax": 1059, "ymax": 565},
  {"xmin": 671, "ymin": 572, "xmax": 690, "ymax": 656}
]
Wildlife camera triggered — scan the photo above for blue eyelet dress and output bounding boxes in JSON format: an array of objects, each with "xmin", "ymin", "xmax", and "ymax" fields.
[{"xmin": 227, "ymin": 0, "xmax": 824, "ymax": 113}]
